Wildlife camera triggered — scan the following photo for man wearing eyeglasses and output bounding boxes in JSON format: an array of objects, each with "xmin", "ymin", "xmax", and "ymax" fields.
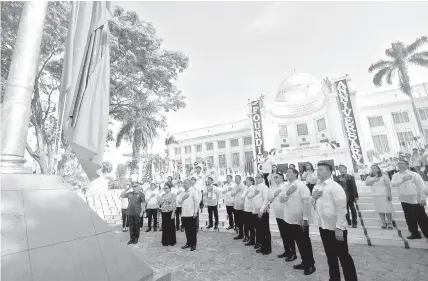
[
  {"xmin": 391, "ymin": 159, "xmax": 428, "ymax": 240},
  {"xmin": 252, "ymin": 173, "xmax": 271, "ymax": 255},
  {"xmin": 311, "ymin": 162, "xmax": 357, "ymax": 281}
]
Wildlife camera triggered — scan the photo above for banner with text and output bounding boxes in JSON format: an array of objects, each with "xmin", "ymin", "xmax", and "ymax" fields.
[
  {"xmin": 251, "ymin": 100, "xmax": 265, "ymax": 172},
  {"xmin": 335, "ymin": 79, "xmax": 364, "ymax": 172}
]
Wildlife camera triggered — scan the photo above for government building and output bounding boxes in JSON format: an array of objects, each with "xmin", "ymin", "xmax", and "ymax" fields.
[{"xmin": 167, "ymin": 73, "xmax": 428, "ymax": 175}]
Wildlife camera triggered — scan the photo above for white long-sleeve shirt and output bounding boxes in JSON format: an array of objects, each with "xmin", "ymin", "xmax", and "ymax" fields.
[
  {"xmin": 173, "ymin": 186, "xmax": 184, "ymax": 207},
  {"xmin": 391, "ymin": 170, "xmax": 426, "ymax": 204},
  {"xmin": 203, "ymin": 185, "xmax": 221, "ymax": 206},
  {"xmin": 242, "ymin": 185, "xmax": 255, "ymax": 212},
  {"xmin": 252, "ymin": 183, "xmax": 270, "ymax": 214},
  {"xmin": 233, "ymin": 183, "xmax": 246, "ymax": 210},
  {"xmin": 281, "ymin": 180, "xmax": 310, "ymax": 225},
  {"xmin": 145, "ymin": 189, "xmax": 161, "ymax": 209},
  {"xmin": 222, "ymin": 182, "xmax": 235, "ymax": 206},
  {"xmin": 181, "ymin": 189, "xmax": 199, "ymax": 217},
  {"xmin": 269, "ymin": 182, "xmax": 286, "ymax": 219},
  {"xmin": 310, "ymin": 179, "xmax": 347, "ymax": 231}
]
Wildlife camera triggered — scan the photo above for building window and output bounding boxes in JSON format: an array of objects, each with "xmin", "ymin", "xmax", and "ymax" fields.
[
  {"xmin": 397, "ymin": 131, "xmax": 414, "ymax": 145},
  {"xmin": 316, "ymin": 118, "xmax": 326, "ymax": 132},
  {"xmin": 196, "ymin": 144, "xmax": 202, "ymax": 152},
  {"xmin": 368, "ymin": 116, "xmax": 384, "ymax": 127},
  {"xmin": 419, "ymin": 108, "xmax": 428, "ymax": 120},
  {"xmin": 244, "ymin": 151, "xmax": 253, "ymax": 161},
  {"xmin": 243, "ymin": 137, "xmax": 252, "ymax": 145},
  {"xmin": 174, "ymin": 147, "xmax": 181, "ymax": 155},
  {"xmin": 296, "ymin": 123, "xmax": 308, "ymax": 136},
  {"xmin": 232, "ymin": 152, "xmax": 240, "ymax": 167},
  {"xmin": 392, "ymin": 112, "xmax": 410, "ymax": 124},
  {"xmin": 206, "ymin": 142, "xmax": 213, "ymax": 151},
  {"xmin": 230, "ymin": 139, "xmax": 239, "ymax": 147},
  {"xmin": 184, "ymin": 146, "xmax": 191, "ymax": 154},
  {"xmin": 218, "ymin": 154, "xmax": 226, "ymax": 168},
  {"xmin": 185, "ymin": 158, "xmax": 191, "ymax": 172},
  {"xmin": 278, "ymin": 125, "xmax": 288, "ymax": 137},
  {"xmin": 372, "ymin": 134, "xmax": 390, "ymax": 153},
  {"xmin": 280, "ymin": 144, "xmax": 290, "ymax": 148},
  {"xmin": 218, "ymin": 140, "xmax": 226, "ymax": 149}
]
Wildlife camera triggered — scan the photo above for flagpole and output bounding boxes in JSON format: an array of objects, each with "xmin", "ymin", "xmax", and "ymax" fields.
[{"xmin": 0, "ymin": 2, "xmax": 48, "ymax": 174}]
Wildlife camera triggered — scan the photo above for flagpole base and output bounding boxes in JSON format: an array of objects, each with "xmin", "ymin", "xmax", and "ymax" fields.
[{"xmin": 0, "ymin": 154, "xmax": 32, "ymax": 174}]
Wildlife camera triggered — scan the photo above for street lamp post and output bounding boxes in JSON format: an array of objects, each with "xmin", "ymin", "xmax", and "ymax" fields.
[{"xmin": 0, "ymin": 1, "xmax": 48, "ymax": 174}]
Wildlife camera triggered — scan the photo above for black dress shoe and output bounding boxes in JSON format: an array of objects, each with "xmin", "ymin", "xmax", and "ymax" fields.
[
  {"xmin": 352, "ymin": 223, "xmax": 357, "ymax": 228},
  {"xmin": 132, "ymin": 240, "xmax": 138, "ymax": 244},
  {"xmin": 234, "ymin": 235, "xmax": 244, "ymax": 240},
  {"xmin": 262, "ymin": 250, "xmax": 271, "ymax": 255},
  {"xmin": 407, "ymin": 235, "xmax": 422, "ymax": 239},
  {"xmin": 245, "ymin": 241, "xmax": 255, "ymax": 246},
  {"xmin": 170, "ymin": 242, "xmax": 176, "ymax": 246},
  {"xmin": 304, "ymin": 266, "xmax": 316, "ymax": 275},
  {"xmin": 127, "ymin": 240, "xmax": 134, "ymax": 245},
  {"xmin": 214, "ymin": 226, "xmax": 218, "ymax": 230},
  {"xmin": 206, "ymin": 225, "xmax": 213, "ymax": 229},
  {"xmin": 145, "ymin": 228, "xmax": 151, "ymax": 232},
  {"xmin": 293, "ymin": 263, "xmax": 305, "ymax": 270},
  {"xmin": 285, "ymin": 254, "xmax": 297, "ymax": 262},
  {"xmin": 181, "ymin": 245, "xmax": 190, "ymax": 249},
  {"xmin": 254, "ymin": 244, "xmax": 261, "ymax": 250},
  {"xmin": 190, "ymin": 246, "xmax": 196, "ymax": 251},
  {"xmin": 226, "ymin": 226, "xmax": 233, "ymax": 230},
  {"xmin": 256, "ymin": 249, "xmax": 263, "ymax": 253},
  {"xmin": 277, "ymin": 252, "xmax": 291, "ymax": 258},
  {"xmin": 242, "ymin": 237, "xmax": 249, "ymax": 243}
]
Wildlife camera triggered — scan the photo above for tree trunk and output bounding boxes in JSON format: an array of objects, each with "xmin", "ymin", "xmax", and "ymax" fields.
[
  {"xmin": 408, "ymin": 93, "xmax": 424, "ymax": 138},
  {"xmin": 34, "ymin": 123, "xmax": 49, "ymax": 174}
]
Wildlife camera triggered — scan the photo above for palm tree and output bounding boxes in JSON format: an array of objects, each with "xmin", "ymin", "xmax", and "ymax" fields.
[
  {"xmin": 116, "ymin": 102, "xmax": 166, "ymax": 172},
  {"xmin": 368, "ymin": 36, "xmax": 428, "ymax": 136}
]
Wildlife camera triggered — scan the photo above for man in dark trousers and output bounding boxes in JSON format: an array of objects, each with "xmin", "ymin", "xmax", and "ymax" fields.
[
  {"xmin": 335, "ymin": 164, "xmax": 359, "ymax": 228},
  {"xmin": 121, "ymin": 183, "xmax": 145, "ymax": 244}
]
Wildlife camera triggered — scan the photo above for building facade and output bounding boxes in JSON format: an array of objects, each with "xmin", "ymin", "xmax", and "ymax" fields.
[{"xmin": 167, "ymin": 73, "xmax": 428, "ymax": 175}]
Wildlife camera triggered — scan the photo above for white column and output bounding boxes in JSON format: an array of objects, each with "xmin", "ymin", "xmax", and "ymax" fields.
[
  {"xmin": 180, "ymin": 146, "xmax": 185, "ymax": 174},
  {"xmin": 225, "ymin": 139, "xmax": 231, "ymax": 170},
  {"xmin": 191, "ymin": 144, "xmax": 196, "ymax": 164},
  {"xmin": 1, "ymin": 2, "xmax": 48, "ymax": 174},
  {"xmin": 213, "ymin": 141, "xmax": 218, "ymax": 169},
  {"xmin": 240, "ymin": 137, "xmax": 246, "ymax": 174}
]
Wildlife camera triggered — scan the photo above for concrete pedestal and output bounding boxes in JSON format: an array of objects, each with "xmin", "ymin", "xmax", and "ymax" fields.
[{"xmin": 1, "ymin": 174, "xmax": 153, "ymax": 281}]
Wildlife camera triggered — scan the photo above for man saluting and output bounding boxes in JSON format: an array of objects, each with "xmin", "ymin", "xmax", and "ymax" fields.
[{"xmin": 121, "ymin": 183, "xmax": 145, "ymax": 245}]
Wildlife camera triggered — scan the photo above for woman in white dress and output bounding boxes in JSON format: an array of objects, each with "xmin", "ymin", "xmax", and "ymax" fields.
[
  {"xmin": 365, "ymin": 164, "xmax": 394, "ymax": 229},
  {"xmin": 267, "ymin": 165, "xmax": 281, "ymax": 188}
]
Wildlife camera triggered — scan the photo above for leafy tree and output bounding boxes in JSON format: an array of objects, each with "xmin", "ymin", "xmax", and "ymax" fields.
[
  {"xmin": 115, "ymin": 163, "xmax": 128, "ymax": 181},
  {"xmin": 1, "ymin": 3, "xmax": 188, "ymax": 176},
  {"xmin": 1, "ymin": 1, "xmax": 70, "ymax": 174},
  {"xmin": 101, "ymin": 161, "xmax": 113, "ymax": 175},
  {"xmin": 164, "ymin": 134, "xmax": 178, "ymax": 158},
  {"xmin": 369, "ymin": 36, "xmax": 428, "ymax": 136}
]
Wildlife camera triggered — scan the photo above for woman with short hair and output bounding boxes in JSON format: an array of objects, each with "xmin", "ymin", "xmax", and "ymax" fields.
[
  {"xmin": 366, "ymin": 164, "xmax": 394, "ymax": 229},
  {"xmin": 159, "ymin": 182, "xmax": 177, "ymax": 246}
]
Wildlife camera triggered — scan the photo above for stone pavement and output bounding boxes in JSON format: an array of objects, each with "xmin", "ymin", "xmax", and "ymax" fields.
[{"xmin": 113, "ymin": 227, "xmax": 428, "ymax": 281}]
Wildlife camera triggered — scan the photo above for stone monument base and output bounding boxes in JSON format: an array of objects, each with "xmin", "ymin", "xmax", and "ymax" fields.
[{"xmin": 1, "ymin": 174, "xmax": 157, "ymax": 281}]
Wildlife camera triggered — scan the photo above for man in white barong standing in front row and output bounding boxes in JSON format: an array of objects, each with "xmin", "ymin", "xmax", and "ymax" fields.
[
  {"xmin": 179, "ymin": 179, "xmax": 199, "ymax": 251},
  {"xmin": 311, "ymin": 162, "xmax": 357, "ymax": 281}
]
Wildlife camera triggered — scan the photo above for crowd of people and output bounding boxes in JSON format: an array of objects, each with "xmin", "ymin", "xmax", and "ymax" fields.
[{"xmin": 119, "ymin": 152, "xmax": 428, "ymax": 281}]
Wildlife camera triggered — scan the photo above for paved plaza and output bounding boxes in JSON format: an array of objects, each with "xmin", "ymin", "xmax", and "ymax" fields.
[{"xmin": 114, "ymin": 227, "xmax": 428, "ymax": 281}]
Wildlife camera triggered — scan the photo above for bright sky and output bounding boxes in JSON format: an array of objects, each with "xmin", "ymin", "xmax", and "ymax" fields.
[{"xmin": 117, "ymin": 0, "xmax": 428, "ymax": 155}]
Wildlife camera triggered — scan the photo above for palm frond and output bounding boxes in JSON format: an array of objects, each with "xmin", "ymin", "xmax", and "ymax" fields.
[
  {"xmin": 372, "ymin": 67, "xmax": 393, "ymax": 87},
  {"xmin": 116, "ymin": 122, "xmax": 133, "ymax": 148},
  {"xmin": 386, "ymin": 67, "xmax": 397, "ymax": 85},
  {"xmin": 409, "ymin": 57, "xmax": 428, "ymax": 68},
  {"xmin": 405, "ymin": 36, "xmax": 428, "ymax": 56},
  {"xmin": 368, "ymin": 59, "xmax": 393, "ymax": 73},
  {"xmin": 412, "ymin": 51, "xmax": 428, "ymax": 58}
]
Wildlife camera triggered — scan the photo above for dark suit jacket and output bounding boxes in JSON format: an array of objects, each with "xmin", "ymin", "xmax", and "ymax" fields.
[{"xmin": 334, "ymin": 174, "xmax": 359, "ymax": 201}]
